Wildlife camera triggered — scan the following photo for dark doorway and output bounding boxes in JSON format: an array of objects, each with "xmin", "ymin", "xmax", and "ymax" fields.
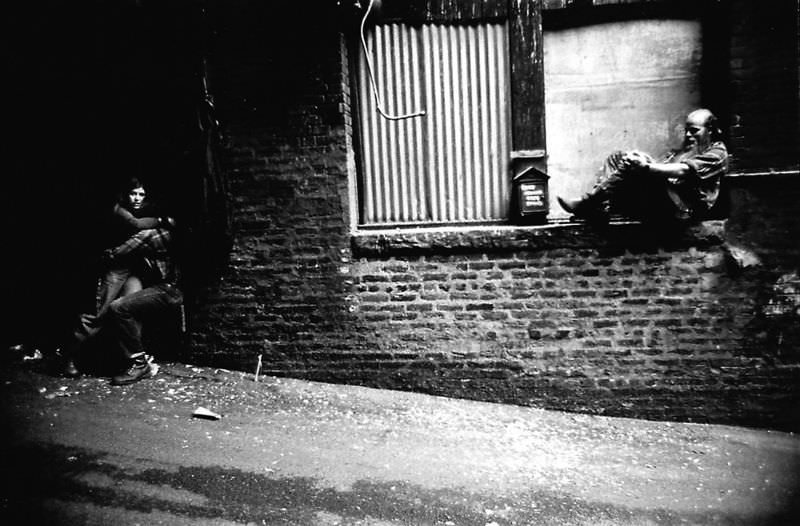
[{"xmin": 1, "ymin": 1, "xmax": 228, "ymax": 354}]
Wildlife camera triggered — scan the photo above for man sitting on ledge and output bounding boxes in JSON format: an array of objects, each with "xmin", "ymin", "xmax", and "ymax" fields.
[{"xmin": 557, "ymin": 108, "xmax": 729, "ymax": 225}]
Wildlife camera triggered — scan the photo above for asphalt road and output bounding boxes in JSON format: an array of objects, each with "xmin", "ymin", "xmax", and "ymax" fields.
[{"xmin": 1, "ymin": 360, "xmax": 799, "ymax": 525}]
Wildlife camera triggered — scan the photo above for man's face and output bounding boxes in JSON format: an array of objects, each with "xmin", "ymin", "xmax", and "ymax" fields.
[
  {"xmin": 128, "ymin": 187, "xmax": 146, "ymax": 209},
  {"xmin": 683, "ymin": 113, "xmax": 711, "ymax": 151}
]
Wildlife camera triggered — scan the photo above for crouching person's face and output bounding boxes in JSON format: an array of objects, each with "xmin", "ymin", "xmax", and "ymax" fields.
[{"xmin": 128, "ymin": 186, "xmax": 146, "ymax": 210}]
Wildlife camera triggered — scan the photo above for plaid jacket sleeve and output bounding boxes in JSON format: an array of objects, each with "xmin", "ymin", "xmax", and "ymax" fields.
[{"xmin": 108, "ymin": 228, "xmax": 172, "ymax": 259}]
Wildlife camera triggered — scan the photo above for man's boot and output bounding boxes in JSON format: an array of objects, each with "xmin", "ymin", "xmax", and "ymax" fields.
[
  {"xmin": 557, "ymin": 196, "xmax": 588, "ymax": 215},
  {"xmin": 557, "ymin": 191, "xmax": 610, "ymax": 222},
  {"xmin": 111, "ymin": 353, "xmax": 156, "ymax": 386}
]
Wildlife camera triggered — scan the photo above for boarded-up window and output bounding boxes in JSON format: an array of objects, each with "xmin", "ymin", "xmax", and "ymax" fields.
[{"xmin": 356, "ymin": 22, "xmax": 512, "ymax": 227}]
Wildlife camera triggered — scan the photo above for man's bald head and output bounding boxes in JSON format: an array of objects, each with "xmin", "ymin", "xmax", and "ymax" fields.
[{"xmin": 687, "ymin": 108, "xmax": 714, "ymax": 124}]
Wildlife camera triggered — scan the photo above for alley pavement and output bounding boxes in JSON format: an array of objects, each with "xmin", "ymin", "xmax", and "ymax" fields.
[{"xmin": 1, "ymin": 359, "xmax": 799, "ymax": 526}]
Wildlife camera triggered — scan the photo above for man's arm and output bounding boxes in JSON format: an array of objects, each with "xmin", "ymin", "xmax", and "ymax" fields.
[
  {"xmin": 644, "ymin": 161, "xmax": 691, "ymax": 179},
  {"xmin": 681, "ymin": 143, "xmax": 729, "ymax": 182},
  {"xmin": 626, "ymin": 143, "xmax": 728, "ymax": 182},
  {"xmin": 623, "ymin": 151, "xmax": 691, "ymax": 179}
]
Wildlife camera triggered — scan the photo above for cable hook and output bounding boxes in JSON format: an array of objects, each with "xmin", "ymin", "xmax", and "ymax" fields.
[{"xmin": 359, "ymin": 0, "xmax": 426, "ymax": 121}]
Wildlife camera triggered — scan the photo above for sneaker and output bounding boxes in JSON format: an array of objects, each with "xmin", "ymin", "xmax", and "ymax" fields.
[{"xmin": 111, "ymin": 358, "xmax": 156, "ymax": 386}]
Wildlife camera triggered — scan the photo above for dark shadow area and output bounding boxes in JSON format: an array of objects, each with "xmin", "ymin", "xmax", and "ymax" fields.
[
  {"xmin": 543, "ymin": 0, "xmax": 703, "ymax": 29},
  {"xmin": 2, "ymin": 440, "xmax": 798, "ymax": 526},
  {"xmin": 1, "ymin": 0, "xmax": 230, "ymax": 358}
]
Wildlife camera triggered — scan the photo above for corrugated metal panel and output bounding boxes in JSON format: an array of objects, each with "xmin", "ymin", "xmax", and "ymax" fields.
[{"xmin": 358, "ymin": 21, "xmax": 510, "ymax": 226}]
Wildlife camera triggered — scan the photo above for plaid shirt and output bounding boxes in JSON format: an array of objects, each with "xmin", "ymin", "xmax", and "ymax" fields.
[{"xmin": 107, "ymin": 228, "xmax": 179, "ymax": 285}]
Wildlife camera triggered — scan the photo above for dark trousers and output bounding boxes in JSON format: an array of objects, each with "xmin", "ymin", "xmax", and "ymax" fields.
[
  {"xmin": 106, "ymin": 283, "xmax": 183, "ymax": 363},
  {"xmin": 587, "ymin": 151, "xmax": 684, "ymax": 221}
]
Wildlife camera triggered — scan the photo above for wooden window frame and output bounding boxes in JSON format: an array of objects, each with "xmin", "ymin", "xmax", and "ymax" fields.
[
  {"xmin": 351, "ymin": 1, "xmax": 547, "ymax": 228},
  {"xmin": 351, "ymin": 0, "xmax": 727, "ymax": 228}
]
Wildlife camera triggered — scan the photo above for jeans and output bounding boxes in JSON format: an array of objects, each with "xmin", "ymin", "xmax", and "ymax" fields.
[
  {"xmin": 106, "ymin": 283, "xmax": 184, "ymax": 362},
  {"xmin": 69, "ymin": 267, "xmax": 132, "ymax": 349},
  {"xmin": 97, "ymin": 267, "xmax": 132, "ymax": 314}
]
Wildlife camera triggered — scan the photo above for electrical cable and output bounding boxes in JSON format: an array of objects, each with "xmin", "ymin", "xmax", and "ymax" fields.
[{"xmin": 359, "ymin": 0, "xmax": 426, "ymax": 121}]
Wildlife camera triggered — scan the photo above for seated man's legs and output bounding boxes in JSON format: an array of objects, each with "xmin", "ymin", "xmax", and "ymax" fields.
[
  {"xmin": 617, "ymin": 174, "xmax": 690, "ymax": 224},
  {"xmin": 106, "ymin": 283, "xmax": 183, "ymax": 385},
  {"xmin": 558, "ymin": 150, "xmax": 653, "ymax": 220}
]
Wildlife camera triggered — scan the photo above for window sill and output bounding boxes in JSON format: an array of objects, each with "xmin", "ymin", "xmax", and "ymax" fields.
[
  {"xmin": 727, "ymin": 169, "xmax": 800, "ymax": 180},
  {"xmin": 352, "ymin": 219, "xmax": 727, "ymax": 258},
  {"xmin": 351, "ymin": 169, "xmax": 797, "ymax": 258}
]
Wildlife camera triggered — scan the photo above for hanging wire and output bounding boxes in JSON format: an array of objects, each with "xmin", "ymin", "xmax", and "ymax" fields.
[{"xmin": 359, "ymin": 0, "xmax": 427, "ymax": 121}]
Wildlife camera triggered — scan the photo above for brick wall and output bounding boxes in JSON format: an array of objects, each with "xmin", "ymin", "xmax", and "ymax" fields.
[
  {"xmin": 188, "ymin": 1, "xmax": 800, "ymax": 431},
  {"xmin": 727, "ymin": 0, "xmax": 799, "ymax": 171},
  {"xmin": 347, "ymin": 194, "xmax": 800, "ymax": 429},
  {"xmin": 189, "ymin": 3, "xmax": 358, "ymax": 369}
]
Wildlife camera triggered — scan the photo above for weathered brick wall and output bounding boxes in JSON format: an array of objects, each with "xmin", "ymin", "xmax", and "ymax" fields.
[
  {"xmin": 727, "ymin": 0, "xmax": 799, "ymax": 170},
  {"xmin": 344, "ymin": 202, "xmax": 800, "ymax": 430},
  {"xmin": 188, "ymin": 1, "xmax": 800, "ymax": 431},
  {"xmin": 188, "ymin": 3, "xmax": 358, "ymax": 369}
]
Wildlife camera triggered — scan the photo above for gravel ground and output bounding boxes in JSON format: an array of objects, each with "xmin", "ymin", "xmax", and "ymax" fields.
[{"xmin": 1, "ymin": 359, "xmax": 799, "ymax": 525}]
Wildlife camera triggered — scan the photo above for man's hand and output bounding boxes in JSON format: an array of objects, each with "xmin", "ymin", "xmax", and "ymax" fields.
[
  {"xmin": 622, "ymin": 150, "xmax": 650, "ymax": 171},
  {"xmin": 80, "ymin": 313, "xmax": 99, "ymax": 328}
]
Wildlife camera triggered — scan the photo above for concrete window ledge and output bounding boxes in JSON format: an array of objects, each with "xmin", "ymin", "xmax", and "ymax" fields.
[{"xmin": 352, "ymin": 220, "xmax": 727, "ymax": 258}]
